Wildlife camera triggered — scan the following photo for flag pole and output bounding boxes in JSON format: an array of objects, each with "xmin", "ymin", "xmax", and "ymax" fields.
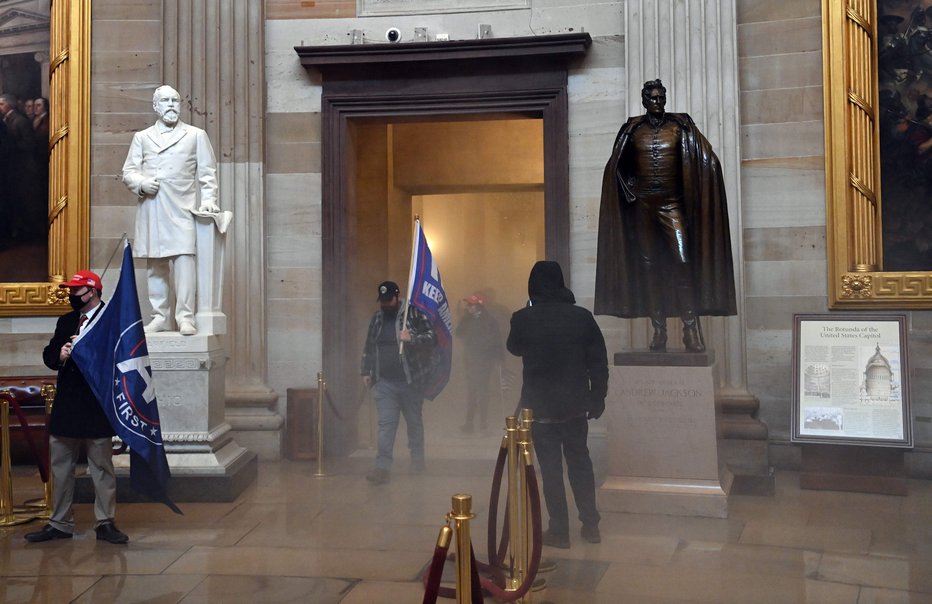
[
  {"xmin": 99, "ymin": 232, "xmax": 129, "ymax": 283},
  {"xmin": 400, "ymin": 215, "xmax": 421, "ymax": 354}
]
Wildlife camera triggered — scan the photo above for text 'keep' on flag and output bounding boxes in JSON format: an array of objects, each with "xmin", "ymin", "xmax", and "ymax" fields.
[
  {"xmin": 71, "ymin": 242, "xmax": 182, "ymax": 514},
  {"xmin": 405, "ymin": 218, "xmax": 453, "ymax": 400}
]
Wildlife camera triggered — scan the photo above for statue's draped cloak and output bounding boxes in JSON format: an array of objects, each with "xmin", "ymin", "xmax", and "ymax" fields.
[{"xmin": 594, "ymin": 113, "xmax": 737, "ymax": 318}]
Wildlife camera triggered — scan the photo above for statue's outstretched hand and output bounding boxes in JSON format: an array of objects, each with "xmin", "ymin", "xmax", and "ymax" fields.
[{"xmin": 198, "ymin": 204, "xmax": 220, "ymax": 213}]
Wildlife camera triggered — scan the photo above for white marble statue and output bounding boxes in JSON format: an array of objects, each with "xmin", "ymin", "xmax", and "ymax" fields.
[{"xmin": 121, "ymin": 85, "xmax": 219, "ymax": 336}]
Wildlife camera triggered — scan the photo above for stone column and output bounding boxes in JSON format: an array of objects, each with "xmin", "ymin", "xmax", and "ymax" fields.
[
  {"xmin": 623, "ymin": 0, "xmax": 770, "ymax": 491},
  {"xmin": 161, "ymin": 0, "xmax": 281, "ymax": 460}
]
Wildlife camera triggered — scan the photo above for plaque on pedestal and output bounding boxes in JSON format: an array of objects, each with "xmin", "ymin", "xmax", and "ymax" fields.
[{"xmin": 598, "ymin": 352, "xmax": 731, "ymax": 518}]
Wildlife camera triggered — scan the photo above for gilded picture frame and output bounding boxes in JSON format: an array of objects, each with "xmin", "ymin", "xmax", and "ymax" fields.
[
  {"xmin": 823, "ymin": 0, "xmax": 932, "ymax": 308},
  {"xmin": 0, "ymin": 0, "xmax": 90, "ymax": 316}
]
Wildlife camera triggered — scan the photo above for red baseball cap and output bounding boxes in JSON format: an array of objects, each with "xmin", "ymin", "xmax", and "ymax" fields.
[
  {"xmin": 60, "ymin": 270, "xmax": 103, "ymax": 292},
  {"xmin": 463, "ymin": 293, "xmax": 484, "ymax": 305}
]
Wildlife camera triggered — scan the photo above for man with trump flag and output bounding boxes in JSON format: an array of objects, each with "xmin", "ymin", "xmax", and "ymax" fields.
[
  {"xmin": 25, "ymin": 242, "xmax": 179, "ymax": 544},
  {"xmin": 360, "ymin": 218, "xmax": 451, "ymax": 485}
]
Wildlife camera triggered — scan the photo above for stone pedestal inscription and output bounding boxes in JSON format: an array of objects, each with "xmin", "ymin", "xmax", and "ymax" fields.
[
  {"xmin": 599, "ymin": 360, "xmax": 732, "ymax": 518},
  {"xmin": 111, "ymin": 332, "xmax": 256, "ymax": 500}
]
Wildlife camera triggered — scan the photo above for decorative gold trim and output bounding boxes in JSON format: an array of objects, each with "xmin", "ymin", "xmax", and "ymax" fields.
[
  {"xmin": 0, "ymin": 1, "xmax": 90, "ymax": 317},
  {"xmin": 823, "ymin": 0, "xmax": 932, "ymax": 308}
]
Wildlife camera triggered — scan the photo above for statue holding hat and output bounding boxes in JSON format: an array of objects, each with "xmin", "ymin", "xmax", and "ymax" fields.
[{"xmin": 121, "ymin": 85, "xmax": 220, "ymax": 336}]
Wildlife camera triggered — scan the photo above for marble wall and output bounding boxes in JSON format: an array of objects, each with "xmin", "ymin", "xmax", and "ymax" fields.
[{"xmin": 736, "ymin": 0, "xmax": 828, "ymax": 464}]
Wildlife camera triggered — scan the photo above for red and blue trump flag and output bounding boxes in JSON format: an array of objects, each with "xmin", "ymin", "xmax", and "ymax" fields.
[
  {"xmin": 71, "ymin": 242, "xmax": 181, "ymax": 514},
  {"xmin": 406, "ymin": 218, "xmax": 453, "ymax": 400}
]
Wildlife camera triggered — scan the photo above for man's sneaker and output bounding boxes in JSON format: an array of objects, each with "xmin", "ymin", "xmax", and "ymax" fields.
[
  {"xmin": 95, "ymin": 521, "xmax": 129, "ymax": 544},
  {"xmin": 542, "ymin": 530, "xmax": 570, "ymax": 549},
  {"xmin": 580, "ymin": 524, "xmax": 601, "ymax": 544},
  {"xmin": 365, "ymin": 467, "xmax": 390, "ymax": 485},
  {"xmin": 24, "ymin": 524, "xmax": 72, "ymax": 543}
]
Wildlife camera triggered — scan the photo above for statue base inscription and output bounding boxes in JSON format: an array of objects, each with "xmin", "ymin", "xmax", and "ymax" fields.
[
  {"xmin": 598, "ymin": 354, "xmax": 731, "ymax": 518},
  {"xmin": 79, "ymin": 331, "xmax": 257, "ymax": 503}
]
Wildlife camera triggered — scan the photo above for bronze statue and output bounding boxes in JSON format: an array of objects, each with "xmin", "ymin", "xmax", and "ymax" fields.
[{"xmin": 594, "ymin": 79, "xmax": 736, "ymax": 352}]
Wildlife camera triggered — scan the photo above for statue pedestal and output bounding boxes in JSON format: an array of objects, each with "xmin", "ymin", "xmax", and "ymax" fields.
[
  {"xmin": 598, "ymin": 351, "xmax": 731, "ymax": 518},
  {"xmin": 93, "ymin": 332, "xmax": 257, "ymax": 503}
]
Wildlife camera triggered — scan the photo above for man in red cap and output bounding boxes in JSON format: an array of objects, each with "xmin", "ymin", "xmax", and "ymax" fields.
[
  {"xmin": 455, "ymin": 293, "xmax": 502, "ymax": 433},
  {"xmin": 24, "ymin": 270, "xmax": 129, "ymax": 544}
]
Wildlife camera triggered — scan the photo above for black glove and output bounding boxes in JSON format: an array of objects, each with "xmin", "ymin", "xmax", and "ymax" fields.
[{"xmin": 587, "ymin": 399, "xmax": 605, "ymax": 420}]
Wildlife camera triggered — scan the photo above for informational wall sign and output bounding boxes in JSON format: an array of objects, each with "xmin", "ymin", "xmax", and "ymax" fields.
[
  {"xmin": 359, "ymin": 0, "xmax": 529, "ymax": 17},
  {"xmin": 792, "ymin": 314, "xmax": 912, "ymax": 447}
]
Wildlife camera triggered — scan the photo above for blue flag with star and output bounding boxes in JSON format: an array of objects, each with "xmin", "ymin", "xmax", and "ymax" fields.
[{"xmin": 71, "ymin": 242, "xmax": 181, "ymax": 514}]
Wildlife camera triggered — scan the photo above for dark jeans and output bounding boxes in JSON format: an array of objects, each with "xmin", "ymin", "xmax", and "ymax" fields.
[
  {"xmin": 532, "ymin": 416, "xmax": 600, "ymax": 538},
  {"xmin": 373, "ymin": 379, "xmax": 424, "ymax": 470}
]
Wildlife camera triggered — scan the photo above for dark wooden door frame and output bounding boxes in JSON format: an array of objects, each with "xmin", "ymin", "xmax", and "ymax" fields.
[{"xmin": 297, "ymin": 34, "xmax": 590, "ymax": 453}]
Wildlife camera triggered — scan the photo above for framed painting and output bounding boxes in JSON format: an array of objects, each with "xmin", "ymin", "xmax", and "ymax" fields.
[
  {"xmin": 791, "ymin": 314, "xmax": 912, "ymax": 448},
  {"xmin": 823, "ymin": 0, "xmax": 932, "ymax": 308},
  {"xmin": 0, "ymin": 0, "xmax": 90, "ymax": 316}
]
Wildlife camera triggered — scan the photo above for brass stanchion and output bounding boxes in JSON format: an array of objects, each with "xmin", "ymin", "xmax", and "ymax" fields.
[
  {"xmin": 517, "ymin": 412, "xmax": 535, "ymax": 601},
  {"xmin": 499, "ymin": 409, "xmax": 543, "ymax": 602},
  {"xmin": 0, "ymin": 399, "xmax": 35, "ymax": 527},
  {"xmin": 504, "ymin": 415, "xmax": 521, "ymax": 591},
  {"xmin": 314, "ymin": 371, "xmax": 327, "ymax": 478},
  {"xmin": 40, "ymin": 385, "xmax": 54, "ymax": 514},
  {"xmin": 450, "ymin": 494, "xmax": 475, "ymax": 604}
]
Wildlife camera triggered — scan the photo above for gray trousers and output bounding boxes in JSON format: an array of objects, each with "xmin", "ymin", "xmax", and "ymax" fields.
[{"xmin": 49, "ymin": 435, "xmax": 117, "ymax": 533}]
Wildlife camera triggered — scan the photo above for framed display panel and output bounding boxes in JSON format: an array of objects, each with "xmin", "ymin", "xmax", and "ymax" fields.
[
  {"xmin": 791, "ymin": 314, "xmax": 912, "ymax": 447},
  {"xmin": 0, "ymin": 0, "xmax": 90, "ymax": 316},
  {"xmin": 822, "ymin": 0, "xmax": 932, "ymax": 308}
]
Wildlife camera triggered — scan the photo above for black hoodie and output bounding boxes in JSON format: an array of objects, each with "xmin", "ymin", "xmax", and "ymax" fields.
[{"xmin": 506, "ymin": 261, "xmax": 608, "ymax": 420}]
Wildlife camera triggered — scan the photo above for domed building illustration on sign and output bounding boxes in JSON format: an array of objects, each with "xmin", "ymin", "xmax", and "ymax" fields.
[
  {"xmin": 804, "ymin": 363, "xmax": 831, "ymax": 399},
  {"xmin": 862, "ymin": 344, "xmax": 896, "ymax": 402}
]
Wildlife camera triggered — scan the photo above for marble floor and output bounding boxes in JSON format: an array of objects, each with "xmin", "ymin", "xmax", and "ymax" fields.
[{"xmin": 3, "ymin": 440, "xmax": 932, "ymax": 604}]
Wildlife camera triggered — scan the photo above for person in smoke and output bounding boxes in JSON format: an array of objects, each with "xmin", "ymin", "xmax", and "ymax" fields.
[
  {"xmin": 360, "ymin": 280, "xmax": 437, "ymax": 485},
  {"xmin": 506, "ymin": 261, "xmax": 608, "ymax": 548},
  {"xmin": 455, "ymin": 292, "xmax": 503, "ymax": 433}
]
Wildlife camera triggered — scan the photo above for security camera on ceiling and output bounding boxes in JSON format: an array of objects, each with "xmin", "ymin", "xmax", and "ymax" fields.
[{"xmin": 386, "ymin": 28, "xmax": 402, "ymax": 43}]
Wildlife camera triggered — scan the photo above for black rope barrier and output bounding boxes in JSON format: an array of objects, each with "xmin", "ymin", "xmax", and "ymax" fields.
[{"xmin": 323, "ymin": 388, "xmax": 345, "ymax": 422}]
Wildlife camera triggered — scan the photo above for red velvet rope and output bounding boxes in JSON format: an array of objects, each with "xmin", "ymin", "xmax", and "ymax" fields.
[
  {"xmin": 487, "ymin": 442, "xmax": 509, "ymax": 567},
  {"xmin": 423, "ymin": 464, "xmax": 544, "ymax": 602},
  {"xmin": 0, "ymin": 392, "xmax": 49, "ymax": 482},
  {"xmin": 421, "ymin": 535, "xmax": 451, "ymax": 604}
]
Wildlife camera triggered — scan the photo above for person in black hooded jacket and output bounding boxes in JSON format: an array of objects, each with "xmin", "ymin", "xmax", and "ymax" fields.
[{"xmin": 506, "ymin": 261, "xmax": 608, "ymax": 548}]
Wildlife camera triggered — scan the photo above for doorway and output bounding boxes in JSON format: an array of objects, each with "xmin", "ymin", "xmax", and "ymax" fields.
[
  {"xmin": 346, "ymin": 117, "xmax": 545, "ymax": 455},
  {"xmin": 299, "ymin": 32, "xmax": 591, "ymax": 455}
]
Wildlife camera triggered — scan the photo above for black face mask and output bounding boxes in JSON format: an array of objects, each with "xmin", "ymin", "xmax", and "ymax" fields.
[{"xmin": 69, "ymin": 294, "xmax": 86, "ymax": 311}]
